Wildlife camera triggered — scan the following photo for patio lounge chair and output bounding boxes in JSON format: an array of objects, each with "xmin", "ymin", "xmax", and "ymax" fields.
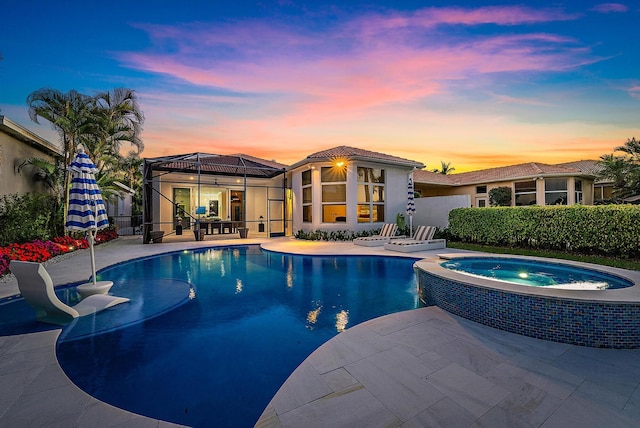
[
  {"xmin": 384, "ymin": 225, "xmax": 446, "ymax": 253},
  {"xmin": 353, "ymin": 223, "xmax": 400, "ymax": 247},
  {"xmin": 10, "ymin": 260, "xmax": 130, "ymax": 326}
]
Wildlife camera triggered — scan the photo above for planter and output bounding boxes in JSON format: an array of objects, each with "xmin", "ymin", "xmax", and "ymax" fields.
[
  {"xmin": 194, "ymin": 229, "xmax": 205, "ymax": 241},
  {"xmin": 238, "ymin": 228, "xmax": 249, "ymax": 239},
  {"xmin": 150, "ymin": 230, "xmax": 165, "ymax": 243}
]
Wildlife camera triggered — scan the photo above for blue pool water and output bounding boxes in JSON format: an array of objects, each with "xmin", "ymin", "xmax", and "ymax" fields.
[
  {"xmin": 42, "ymin": 246, "xmax": 421, "ymax": 427},
  {"xmin": 440, "ymin": 257, "xmax": 633, "ymax": 290}
]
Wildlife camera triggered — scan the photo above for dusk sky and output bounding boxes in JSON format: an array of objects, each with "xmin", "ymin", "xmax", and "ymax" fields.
[{"xmin": 1, "ymin": 1, "xmax": 638, "ymax": 172}]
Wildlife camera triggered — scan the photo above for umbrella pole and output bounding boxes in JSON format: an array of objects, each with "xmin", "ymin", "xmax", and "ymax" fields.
[{"xmin": 89, "ymin": 230, "xmax": 97, "ymax": 285}]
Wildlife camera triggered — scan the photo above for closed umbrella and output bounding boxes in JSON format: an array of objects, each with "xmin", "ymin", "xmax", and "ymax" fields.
[
  {"xmin": 66, "ymin": 147, "xmax": 111, "ymax": 291},
  {"xmin": 406, "ymin": 173, "xmax": 415, "ymax": 237}
]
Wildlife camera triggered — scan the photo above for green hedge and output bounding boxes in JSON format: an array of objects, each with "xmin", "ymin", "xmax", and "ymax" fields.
[{"xmin": 448, "ymin": 205, "xmax": 640, "ymax": 258}]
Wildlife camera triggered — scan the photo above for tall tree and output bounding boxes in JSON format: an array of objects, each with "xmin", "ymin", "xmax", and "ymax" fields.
[
  {"xmin": 27, "ymin": 87, "xmax": 145, "ymax": 232},
  {"xmin": 27, "ymin": 89, "xmax": 93, "ymax": 220},
  {"xmin": 597, "ymin": 137, "xmax": 640, "ymax": 201}
]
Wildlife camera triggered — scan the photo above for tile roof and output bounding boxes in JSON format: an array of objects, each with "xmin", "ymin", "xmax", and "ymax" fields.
[
  {"xmin": 147, "ymin": 153, "xmax": 286, "ymax": 178},
  {"xmin": 292, "ymin": 145, "xmax": 424, "ymax": 169},
  {"xmin": 414, "ymin": 161, "xmax": 600, "ymax": 186}
]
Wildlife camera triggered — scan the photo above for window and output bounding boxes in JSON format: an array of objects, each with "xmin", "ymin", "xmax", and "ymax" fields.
[
  {"xmin": 575, "ymin": 179, "xmax": 583, "ymax": 204},
  {"xmin": 321, "ymin": 166, "xmax": 347, "ymax": 222},
  {"xmin": 302, "ymin": 170, "xmax": 312, "ymax": 222},
  {"xmin": 515, "ymin": 180, "xmax": 536, "ymax": 206},
  {"xmin": 321, "ymin": 166, "xmax": 346, "ymax": 182},
  {"xmin": 302, "ymin": 169, "xmax": 312, "ymax": 186},
  {"xmin": 545, "ymin": 178, "xmax": 567, "ymax": 205},
  {"xmin": 476, "ymin": 185, "xmax": 487, "ymax": 194},
  {"xmin": 477, "ymin": 199, "xmax": 487, "ymax": 208},
  {"xmin": 356, "ymin": 167, "xmax": 385, "ymax": 223}
]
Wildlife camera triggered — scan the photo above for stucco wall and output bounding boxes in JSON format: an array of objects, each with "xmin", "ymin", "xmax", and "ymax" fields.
[
  {"xmin": 0, "ymin": 132, "xmax": 58, "ymax": 197},
  {"xmin": 413, "ymin": 194, "xmax": 471, "ymax": 229}
]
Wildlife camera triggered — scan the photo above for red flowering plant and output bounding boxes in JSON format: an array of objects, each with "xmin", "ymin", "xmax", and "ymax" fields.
[{"xmin": 0, "ymin": 228, "xmax": 118, "ymax": 278}]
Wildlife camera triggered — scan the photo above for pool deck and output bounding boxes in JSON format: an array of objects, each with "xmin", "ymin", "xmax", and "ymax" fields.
[{"xmin": 1, "ymin": 235, "xmax": 640, "ymax": 427}]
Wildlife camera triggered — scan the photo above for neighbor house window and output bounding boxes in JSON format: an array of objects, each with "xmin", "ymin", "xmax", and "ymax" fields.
[
  {"xmin": 357, "ymin": 167, "xmax": 385, "ymax": 223},
  {"xmin": 515, "ymin": 180, "xmax": 537, "ymax": 206},
  {"xmin": 545, "ymin": 178, "xmax": 567, "ymax": 205},
  {"xmin": 575, "ymin": 179, "xmax": 583, "ymax": 204},
  {"xmin": 302, "ymin": 170, "xmax": 312, "ymax": 222},
  {"xmin": 321, "ymin": 166, "xmax": 347, "ymax": 222},
  {"xmin": 476, "ymin": 185, "xmax": 487, "ymax": 194}
]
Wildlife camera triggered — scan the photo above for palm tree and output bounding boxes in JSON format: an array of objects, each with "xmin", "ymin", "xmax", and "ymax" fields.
[
  {"xmin": 93, "ymin": 88, "xmax": 144, "ymax": 155},
  {"xmin": 27, "ymin": 87, "xmax": 145, "ymax": 233},
  {"xmin": 27, "ymin": 89, "xmax": 93, "ymax": 220},
  {"xmin": 432, "ymin": 161, "xmax": 456, "ymax": 175},
  {"xmin": 598, "ymin": 138, "xmax": 640, "ymax": 200}
]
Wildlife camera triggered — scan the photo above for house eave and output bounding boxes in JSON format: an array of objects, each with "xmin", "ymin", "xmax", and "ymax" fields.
[{"xmin": 0, "ymin": 115, "xmax": 62, "ymax": 158}]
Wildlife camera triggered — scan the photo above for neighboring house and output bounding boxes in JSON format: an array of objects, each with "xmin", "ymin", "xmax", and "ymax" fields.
[
  {"xmin": 414, "ymin": 160, "xmax": 613, "ymax": 207},
  {"xmin": 0, "ymin": 115, "xmax": 62, "ymax": 197},
  {"xmin": 105, "ymin": 181, "xmax": 136, "ymax": 217},
  {"xmin": 288, "ymin": 146, "xmax": 424, "ymax": 233}
]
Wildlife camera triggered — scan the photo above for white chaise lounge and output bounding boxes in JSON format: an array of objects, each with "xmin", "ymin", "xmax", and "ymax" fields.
[
  {"xmin": 10, "ymin": 260, "xmax": 130, "ymax": 325},
  {"xmin": 353, "ymin": 223, "xmax": 400, "ymax": 247},
  {"xmin": 384, "ymin": 225, "xmax": 446, "ymax": 253}
]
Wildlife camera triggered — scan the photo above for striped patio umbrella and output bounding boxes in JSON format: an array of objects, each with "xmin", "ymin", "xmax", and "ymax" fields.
[
  {"xmin": 406, "ymin": 173, "xmax": 416, "ymax": 237},
  {"xmin": 65, "ymin": 147, "xmax": 110, "ymax": 286}
]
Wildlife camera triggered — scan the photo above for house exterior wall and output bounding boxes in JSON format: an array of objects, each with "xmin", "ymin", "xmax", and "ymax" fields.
[
  {"xmin": 418, "ymin": 176, "xmax": 595, "ymax": 207},
  {"xmin": 290, "ymin": 161, "xmax": 414, "ymax": 234},
  {"xmin": 0, "ymin": 125, "xmax": 60, "ymax": 197}
]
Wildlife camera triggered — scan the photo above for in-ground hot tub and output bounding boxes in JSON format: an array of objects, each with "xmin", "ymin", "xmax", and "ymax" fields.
[{"xmin": 415, "ymin": 254, "xmax": 640, "ymax": 349}]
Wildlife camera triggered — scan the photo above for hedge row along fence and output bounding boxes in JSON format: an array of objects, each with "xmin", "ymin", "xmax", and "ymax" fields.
[{"xmin": 448, "ymin": 205, "xmax": 640, "ymax": 258}]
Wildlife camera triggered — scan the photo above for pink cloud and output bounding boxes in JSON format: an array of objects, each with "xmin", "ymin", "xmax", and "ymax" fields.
[
  {"xmin": 591, "ymin": 3, "xmax": 629, "ymax": 13},
  {"xmin": 114, "ymin": 5, "xmax": 629, "ymax": 169}
]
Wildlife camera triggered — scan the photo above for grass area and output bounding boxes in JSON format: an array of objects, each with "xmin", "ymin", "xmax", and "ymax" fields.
[{"xmin": 446, "ymin": 241, "xmax": 640, "ymax": 271}]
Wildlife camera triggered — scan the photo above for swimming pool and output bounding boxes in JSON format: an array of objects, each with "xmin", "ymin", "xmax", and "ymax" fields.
[
  {"xmin": 440, "ymin": 257, "xmax": 634, "ymax": 290},
  {"xmin": 48, "ymin": 246, "xmax": 420, "ymax": 427}
]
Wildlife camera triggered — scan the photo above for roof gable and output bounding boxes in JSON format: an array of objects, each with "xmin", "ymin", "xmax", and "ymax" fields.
[{"xmin": 290, "ymin": 145, "xmax": 424, "ymax": 169}]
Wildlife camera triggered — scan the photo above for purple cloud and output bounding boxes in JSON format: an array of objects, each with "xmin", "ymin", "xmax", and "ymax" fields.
[{"xmin": 591, "ymin": 3, "xmax": 629, "ymax": 13}]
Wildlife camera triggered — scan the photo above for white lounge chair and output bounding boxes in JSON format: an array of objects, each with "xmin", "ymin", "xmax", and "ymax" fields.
[
  {"xmin": 384, "ymin": 225, "xmax": 446, "ymax": 252},
  {"xmin": 353, "ymin": 223, "xmax": 400, "ymax": 247},
  {"xmin": 10, "ymin": 260, "xmax": 130, "ymax": 326}
]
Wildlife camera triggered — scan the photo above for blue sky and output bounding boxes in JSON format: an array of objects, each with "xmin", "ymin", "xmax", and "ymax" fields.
[{"xmin": 1, "ymin": 1, "xmax": 638, "ymax": 171}]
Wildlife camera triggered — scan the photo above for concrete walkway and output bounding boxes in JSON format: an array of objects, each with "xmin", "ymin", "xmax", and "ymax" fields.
[{"xmin": 1, "ymin": 236, "xmax": 640, "ymax": 427}]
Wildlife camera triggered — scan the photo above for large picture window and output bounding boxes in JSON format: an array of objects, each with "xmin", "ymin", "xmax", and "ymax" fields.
[
  {"xmin": 356, "ymin": 167, "xmax": 385, "ymax": 223},
  {"xmin": 515, "ymin": 180, "xmax": 536, "ymax": 206},
  {"xmin": 545, "ymin": 178, "xmax": 567, "ymax": 205},
  {"xmin": 321, "ymin": 166, "xmax": 347, "ymax": 222}
]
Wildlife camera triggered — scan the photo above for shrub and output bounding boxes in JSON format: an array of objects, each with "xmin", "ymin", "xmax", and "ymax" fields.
[
  {"xmin": 0, "ymin": 193, "xmax": 62, "ymax": 246},
  {"xmin": 448, "ymin": 205, "xmax": 640, "ymax": 258},
  {"xmin": 489, "ymin": 186, "xmax": 512, "ymax": 206}
]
